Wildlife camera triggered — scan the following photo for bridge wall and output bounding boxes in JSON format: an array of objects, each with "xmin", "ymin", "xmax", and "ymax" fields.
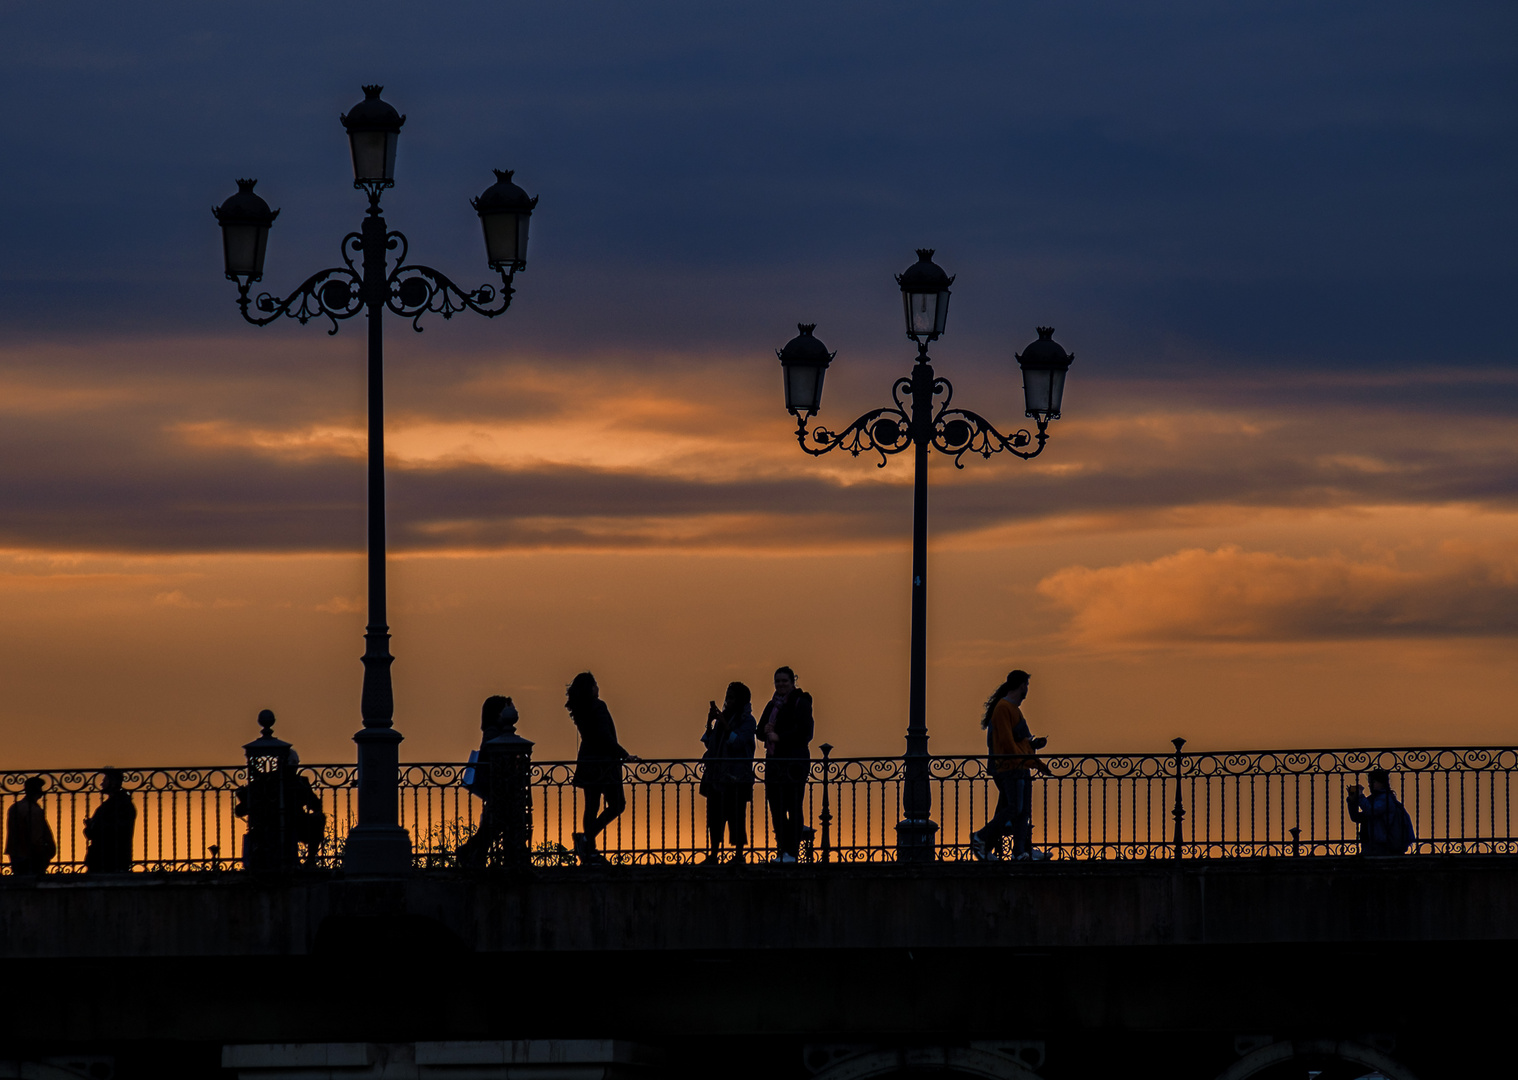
[{"xmin": 0, "ymin": 859, "xmax": 1510, "ymax": 1079}]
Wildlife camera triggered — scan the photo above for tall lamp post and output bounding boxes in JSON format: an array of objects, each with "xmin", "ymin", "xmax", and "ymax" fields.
[
  {"xmin": 214, "ymin": 85, "xmax": 538, "ymax": 874},
  {"xmin": 777, "ymin": 250, "xmax": 1073, "ymax": 861}
]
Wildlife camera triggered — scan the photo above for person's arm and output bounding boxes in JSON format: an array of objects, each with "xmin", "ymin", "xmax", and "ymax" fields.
[
  {"xmin": 1345, "ymin": 790, "xmax": 1367, "ymax": 822},
  {"xmin": 797, "ymin": 693, "xmax": 815, "ymax": 747}
]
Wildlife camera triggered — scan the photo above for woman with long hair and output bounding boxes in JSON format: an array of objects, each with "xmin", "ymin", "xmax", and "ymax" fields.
[
  {"xmin": 566, "ymin": 672, "xmax": 635, "ymax": 865},
  {"xmin": 699, "ymin": 681, "xmax": 757, "ymax": 864},
  {"xmin": 970, "ymin": 670, "xmax": 1051, "ymax": 862}
]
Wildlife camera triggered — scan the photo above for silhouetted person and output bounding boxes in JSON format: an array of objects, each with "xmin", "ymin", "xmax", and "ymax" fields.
[
  {"xmin": 6, "ymin": 776, "xmax": 56, "ymax": 876},
  {"xmin": 700, "ymin": 681, "xmax": 757, "ymax": 865},
  {"xmin": 971, "ymin": 670, "xmax": 1051, "ymax": 862},
  {"xmin": 567, "ymin": 672, "xmax": 637, "ymax": 865},
  {"xmin": 83, "ymin": 768, "xmax": 136, "ymax": 873},
  {"xmin": 286, "ymin": 751, "xmax": 327, "ymax": 868},
  {"xmin": 1347, "ymin": 768, "xmax": 1416, "ymax": 855},
  {"xmin": 235, "ymin": 711, "xmax": 324, "ymax": 870},
  {"xmin": 759, "ymin": 666, "xmax": 813, "ymax": 863},
  {"xmin": 458, "ymin": 694, "xmax": 517, "ymax": 868}
]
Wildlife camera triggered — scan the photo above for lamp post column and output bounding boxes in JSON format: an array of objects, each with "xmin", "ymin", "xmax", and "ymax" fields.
[
  {"xmin": 897, "ymin": 352, "xmax": 939, "ymax": 860},
  {"xmin": 345, "ymin": 204, "xmax": 411, "ymax": 874}
]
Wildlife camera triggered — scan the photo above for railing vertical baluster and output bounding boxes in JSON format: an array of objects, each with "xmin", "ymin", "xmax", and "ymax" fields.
[
  {"xmin": 1171, "ymin": 737, "xmax": 1186, "ymax": 861},
  {"xmin": 818, "ymin": 744, "xmax": 833, "ymax": 864}
]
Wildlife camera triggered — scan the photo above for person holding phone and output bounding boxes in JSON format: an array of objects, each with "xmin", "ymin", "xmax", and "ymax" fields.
[{"xmin": 699, "ymin": 681, "xmax": 757, "ymax": 864}]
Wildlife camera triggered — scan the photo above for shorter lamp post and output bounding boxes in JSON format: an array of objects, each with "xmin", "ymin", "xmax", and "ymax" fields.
[
  {"xmin": 215, "ymin": 85, "xmax": 538, "ymax": 874},
  {"xmin": 240, "ymin": 709, "xmax": 293, "ymax": 871},
  {"xmin": 777, "ymin": 250, "xmax": 1073, "ymax": 861}
]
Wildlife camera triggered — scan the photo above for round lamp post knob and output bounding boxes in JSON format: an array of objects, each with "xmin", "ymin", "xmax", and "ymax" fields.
[
  {"xmin": 1015, "ymin": 327, "xmax": 1073, "ymax": 420},
  {"xmin": 777, "ymin": 323, "xmax": 836, "ymax": 418},
  {"xmin": 213, "ymin": 179, "xmax": 279, "ymax": 281},
  {"xmin": 340, "ymin": 85, "xmax": 405, "ymax": 188},
  {"xmin": 472, "ymin": 169, "xmax": 539, "ymax": 271},
  {"xmin": 896, "ymin": 249, "xmax": 954, "ymax": 342}
]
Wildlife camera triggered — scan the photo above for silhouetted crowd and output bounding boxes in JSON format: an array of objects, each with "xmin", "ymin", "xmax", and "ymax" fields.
[{"xmin": 3, "ymin": 666, "xmax": 1418, "ymax": 875}]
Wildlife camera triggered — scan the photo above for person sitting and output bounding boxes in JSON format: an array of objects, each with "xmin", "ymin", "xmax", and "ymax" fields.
[{"xmin": 1347, "ymin": 768, "xmax": 1416, "ymax": 855}]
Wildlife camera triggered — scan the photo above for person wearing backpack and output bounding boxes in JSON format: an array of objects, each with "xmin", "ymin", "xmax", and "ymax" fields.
[{"xmin": 1347, "ymin": 768, "xmax": 1416, "ymax": 855}]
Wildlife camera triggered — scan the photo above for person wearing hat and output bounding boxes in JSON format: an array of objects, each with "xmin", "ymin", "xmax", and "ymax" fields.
[{"xmin": 6, "ymin": 776, "xmax": 57, "ymax": 876}]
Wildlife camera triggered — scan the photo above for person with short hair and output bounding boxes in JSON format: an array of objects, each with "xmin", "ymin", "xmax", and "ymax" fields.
[
  {"xmin": 758, "ymin": 666, "xmax": 814, "ymax": 863},
  {"xmin": 84, "ymin": 768, "xmax": 136, "ymax": 873},
  {"xmin": 700, "ymin": 681, "xmax": 757, "ymax": 865},
  {"xmin": 1347, "ymin": 768, "xmax": 1416, "ymax": 855},
  {"xmin": 567, "ymin": 672, "xmax": 637, "ymax": 865},
  {"xmin": 6, "ymin": 776, "xmax": 57, "ymax": 876},
  {"xmin": 971, "ymin": 670, "xmax": 1051, "ymax": 862}
]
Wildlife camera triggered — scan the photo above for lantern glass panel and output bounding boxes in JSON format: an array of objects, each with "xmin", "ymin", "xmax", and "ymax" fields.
[
  {"xmin": 481, "ymin": 211, "xmax": 530, "ymax": 268},
  {"xmin": 1022, "ymin": 369, "xmax": 1050, "ymax": 417},
  {"xmin": 784, "ymin": 363, "xmax": 826, "ymax": 415},
  {"xmin": 903, "ymin": 290, "xmax": 950, "ymax": 338},
  {"xmin": 221, "ymin": 222, "xmax": 268, "ymax": 279},
  {"xmin": 349, "ymin": 130, "xmax": 398, "ymax": 184}
]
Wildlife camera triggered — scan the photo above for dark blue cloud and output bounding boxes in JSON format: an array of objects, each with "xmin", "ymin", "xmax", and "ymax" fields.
[{"xmin": 0, "ymin": 0, "xmax": 1512, "ymax": 377}]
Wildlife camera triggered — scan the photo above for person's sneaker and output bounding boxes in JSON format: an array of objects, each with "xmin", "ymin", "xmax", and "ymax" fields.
[
  {"xmin": 969, "ymin": 834, "xmax": 988, "ymax": 861},
  {"xmin": 779, "ymin": 852, "xmax": 798, "ymax": 864},
  {"xmin": 699, "ymin": 851, "xmax": 721, "ymax": 865},
  {"xmin": 1027, "ymin": 848, "xmax": 1049, "ymax": 861}
]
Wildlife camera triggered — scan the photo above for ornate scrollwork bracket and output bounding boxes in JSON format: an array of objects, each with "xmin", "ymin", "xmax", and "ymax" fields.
[{"xmin": 231, "ymin": 227, "xmax": 517, "ymax": 336}]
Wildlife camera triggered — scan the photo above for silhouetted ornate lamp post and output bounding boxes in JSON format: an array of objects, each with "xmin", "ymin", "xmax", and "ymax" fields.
[
  {"xmin": 214, "ymin": 85, "xmax": 538, "ymax": 874},
  {"xmin": 777, "ymin": 250, "xmax": 1073, "ymax": 861}
]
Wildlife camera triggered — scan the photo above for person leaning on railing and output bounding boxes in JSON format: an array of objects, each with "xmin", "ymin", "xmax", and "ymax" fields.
[
  {"xmin": 5, "ymin": 776, "xmax": 56, "ymax": 876},
  {"xmin": 970, "ymin": 670, "xmax": 1052, "ymax": 863}
]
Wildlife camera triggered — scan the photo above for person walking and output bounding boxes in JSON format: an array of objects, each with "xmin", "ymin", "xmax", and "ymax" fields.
[
  {"xmin": 699, "ymin": 681, "xmax": 757, "ymax": 865},
  {"xmin": 567, "ymin": 672, "xmax": 637, "ymax": 865},
  {"xmin": 83, "ymin": 768, "xmax": 136, "ymax": 873},
  {"xmin": 6, "ymin": 776, "xmax": 57, "ymax": 876},
  {"xmin": 458, "ymin": 694, "xmax": 518, "ymax": 868},
  {"xmin": 971, "ymin": 670, "xmax": 1052, "ymax": 862},
  {"xmin": 1347, "ymin": 768, "xmax": 1416, "ymax": 855},
  {"xmin": 758, "ymin": 666, "xmax": 814, "ymax": 863}
]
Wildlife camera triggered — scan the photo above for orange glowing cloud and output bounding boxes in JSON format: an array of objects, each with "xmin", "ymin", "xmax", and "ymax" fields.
[{"xmin": 1037, "ymin": 542, "xmax": 1518, "ymax": 647}]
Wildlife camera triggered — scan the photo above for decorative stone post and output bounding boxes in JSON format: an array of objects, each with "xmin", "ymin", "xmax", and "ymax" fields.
[
  {"xmin": 240, "ymin": 710, "xmax": 294, "ymax": 871},
  {"xmin": 482, "ymin": 706, "xmax": 534, "ymax": 870}
]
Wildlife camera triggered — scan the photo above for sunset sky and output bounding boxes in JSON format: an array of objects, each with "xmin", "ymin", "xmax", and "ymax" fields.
[{"xmin": 0, "ymin": 1, "xmax": 1513, "ymax": 768}]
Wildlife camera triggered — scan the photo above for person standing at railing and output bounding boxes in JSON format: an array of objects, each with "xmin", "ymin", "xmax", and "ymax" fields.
[
  {"xmin": 5, "ymin": 776, "xmax": 56, "ymax": 876},
  {"xmin": 567, "ymin": 672, "xmax": 639, "ymax": 866},
  {"xmin": 700, "ymin": 681, "xmax": 757, "ymax": 865},
  {"xmin": 970, "ymin": 670, "xmax": 1051, "ymax": 862},
  {"xmin": 1347, "ymin": 768, "xmax": 1416, "ymax": 856},
  {"xmin": 758, "ymin": 666, "xmax": 814, "ymax": 864},
  {"xmin": 83, "ymin": 768, "xmax": 136, "ymax": 873}
]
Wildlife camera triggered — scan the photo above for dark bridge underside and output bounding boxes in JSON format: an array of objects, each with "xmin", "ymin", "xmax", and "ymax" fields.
[{"xmin": 2, "ymin": 858, "xmax": 1512, "ymax": 1079}]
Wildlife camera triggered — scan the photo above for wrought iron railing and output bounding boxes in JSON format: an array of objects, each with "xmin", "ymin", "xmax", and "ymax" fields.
[{"xmin": 2, "ymin": 746, "xmax": 1513, "ymax": 873}]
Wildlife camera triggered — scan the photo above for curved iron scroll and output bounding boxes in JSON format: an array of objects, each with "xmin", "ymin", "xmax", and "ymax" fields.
[
  {"xmin": 234, "ymin": 228, "xmax": 516, "ymax": 335},
  {"xmin": 795, "ymin": 372, "xmax": 1050, "ymax": 467}
]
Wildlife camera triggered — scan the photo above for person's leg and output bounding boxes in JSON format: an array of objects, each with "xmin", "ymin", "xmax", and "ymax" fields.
[
  {"xmin": 783, "ymin": 777, "xmax": 806, "ymax": 857},
  {"xmin": 727, "ymin": 789, "xmax": 748, "ymax": 858},
  {"xmin": 1011, "ymin": 771, "xmax": 1033, "ymax": 856},
  {"xmin": 592, "ymin": 783, "xmax": 627, "ymax": 838},
  {"xmin": 704, "ymin": 792, "xmax": 724, "ymax": 855},
  {"xmin": 581, "ymin": 789, "xmax": 603, "ymax": 840},
  {"xmin": 976, "ymin": 773, "xmax": 1013, "ymax": 854}
]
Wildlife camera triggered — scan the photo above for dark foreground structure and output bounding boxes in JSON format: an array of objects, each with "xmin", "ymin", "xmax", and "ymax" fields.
[{"xmin": 1, "ymin": 856, "xmax": 1511, "ymax": 1080}]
